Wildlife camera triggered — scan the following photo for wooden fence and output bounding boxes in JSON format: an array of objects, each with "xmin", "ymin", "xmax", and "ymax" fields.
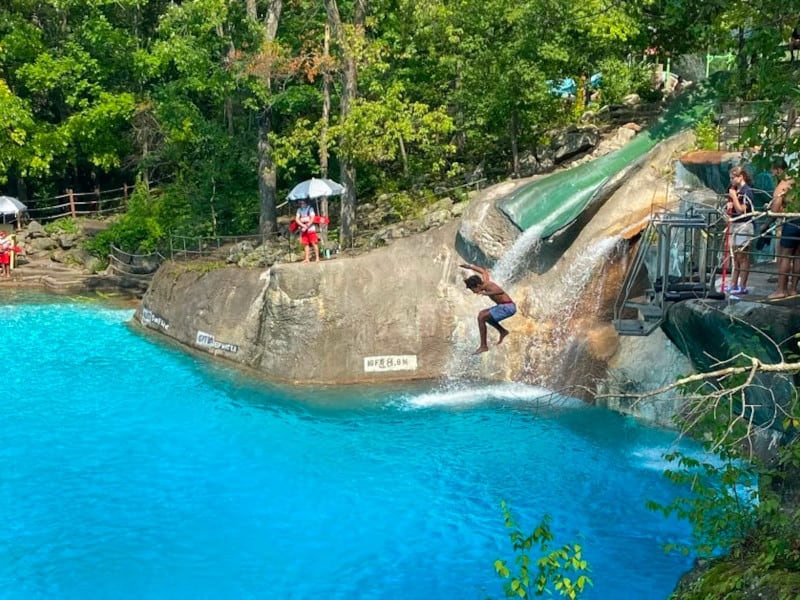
[{"xmin": 26, "ymin": 183, "xmax": 133, "ymax": 223}]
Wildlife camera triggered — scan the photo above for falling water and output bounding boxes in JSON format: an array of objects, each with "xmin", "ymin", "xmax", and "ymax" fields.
[
  {"xmin": 546, "ymin": 236, "xmax": 621, "ymax": 376},
  {"xmin": 507, "ymin": 235, "xmax": 621, "ymax": 385},
  {"xmin": 491, "ymin": 224, "xmax": 545, "ymax": 286},
  {"xmin": 535, "ymin": 236, "xmax": 621, "ymax": 317}
]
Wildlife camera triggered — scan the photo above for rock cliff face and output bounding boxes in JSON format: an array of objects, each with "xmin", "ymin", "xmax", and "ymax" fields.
[
  {"xmin": 136, "ymin": 130, "xmax": 697, "ymax": 399},
  {"xmin": 662, "ymin": 299, "xmax": 798, "ymax": 449},
  {"xmin": 138, "ymin": 222, "xmax": 486, "ymax": 384}
]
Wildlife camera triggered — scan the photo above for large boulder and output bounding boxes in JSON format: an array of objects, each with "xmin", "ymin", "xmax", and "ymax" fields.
[
  {"xmin": 137, "ymin": 130, "xmax": 698, "ymax": 398},
  {"xmin": 137, "ymin": 221, "xmax": 488, "ymax": 384},
  {"xmin": 550, "ymin": 125, "xmax": 601, "ymax": 163},
  {"xmin": 662, "ymin": 299, "xmax": 798, "ymax": 448}
]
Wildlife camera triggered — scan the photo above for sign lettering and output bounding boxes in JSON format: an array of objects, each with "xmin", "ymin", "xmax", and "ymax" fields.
[
  {"xmin": 364, "ymin": 355, "xmax": 417, "ymax": 373},
  {"xmin": 141, "ymin": 306, "xmax": 169, "ymax": 331},
  {"xmin": 196, "ymin": 330, "xmax": 239, "ymax": 354}
]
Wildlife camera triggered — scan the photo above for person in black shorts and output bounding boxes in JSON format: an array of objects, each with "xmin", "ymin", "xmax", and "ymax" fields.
[{"xmin": 767, "ymin": 159, "xmax": 798, "ymax": 298}]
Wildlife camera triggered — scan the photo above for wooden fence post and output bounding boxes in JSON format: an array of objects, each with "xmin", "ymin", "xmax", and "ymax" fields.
[
  {"xmin": 68, "ymin": 189, "xmax": 76, "ymax": 218},
  {"xmin": 123, "ymin": 183, "xmax": 128, "ymax": 209}
]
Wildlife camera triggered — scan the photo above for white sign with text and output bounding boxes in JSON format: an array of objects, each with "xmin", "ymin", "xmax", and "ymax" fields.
[
  {"xmin": 196, "ymin": 330, "xmax": 239, "ymax": 354},
  {"xmin": 363, "ymin": 355, "xmax": 418, "ymax": 372}
]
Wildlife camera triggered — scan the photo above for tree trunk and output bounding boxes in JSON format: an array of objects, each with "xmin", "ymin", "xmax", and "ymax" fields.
[
  {"xmin": 217, "ymin": 20, "xmax": 235, "ymax": 136},
  {"xmin": 325, "ymin": 0, "xmax": 365, "ymax": 249},
  {"xmin": 510, "ymin": 111, "xmax": 520, "ymax": 178},
  {"xmin": 319, "ymin": 22, "xmax": 332, "ymax": 247},
  {"xmin": 320, "ymin": 23, "xmax": 331, "ymax": 179},
  {"xmin": 398, "ymin": 135, "xmax": 408, "ymax": 178},
  {"xmin": 258, "ymin": 120, "xmax": 277, "ymax": 238},
  {"xmin": 254, "ymin": 0, "xmax": 283, "ymax": 238}
]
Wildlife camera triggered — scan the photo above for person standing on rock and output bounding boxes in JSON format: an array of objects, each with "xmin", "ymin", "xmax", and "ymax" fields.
[
  {"xmin": 294, "ymin": 199, "xmax": 320, "ymax": 263},
  {"xmin": 726, "ymin": 166, "xmax": 755, "ymax": 295},
  {"xmin": 460, "ymin": 262, "xmax": 516, "ymax": 354},
  {"xmin": 767, "ymin": 159, "xmax": 798, "ymax": 299},
  {"xmin": 0, "ymin": 231, "xmax": 13, "ymax": 278}
]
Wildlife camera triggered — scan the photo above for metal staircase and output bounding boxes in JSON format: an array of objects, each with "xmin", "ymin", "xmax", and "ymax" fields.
[{"xmin": 614, "ymin": 205, "xmax": 726, "ymax": 336}]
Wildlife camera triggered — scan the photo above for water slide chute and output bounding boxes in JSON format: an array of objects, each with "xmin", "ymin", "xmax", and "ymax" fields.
[{"xmin": 497, "ymin": 87, "xmax": 714, "ymax": 239}]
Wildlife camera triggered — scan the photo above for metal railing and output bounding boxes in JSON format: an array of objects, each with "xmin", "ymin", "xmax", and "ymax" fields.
[
  {"xmin": 613, "ymin": 194, "xmax": 800, "ymax": 336},
  {"xmin": 108, "ymin": 245, "xmax": 166, "ymax": 279}
]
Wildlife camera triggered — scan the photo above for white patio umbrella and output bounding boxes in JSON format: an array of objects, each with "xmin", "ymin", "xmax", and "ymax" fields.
[
  {"xmin": 286, "ymin": 177, "xmax": 344, "ymax": 201},
  {"xmin": 286, "ymin": 178, "xmax": 344, "ymax": 254},
  {"xmin": 0, "ymin": 196, "xmax": 27, "ymax": 223}
]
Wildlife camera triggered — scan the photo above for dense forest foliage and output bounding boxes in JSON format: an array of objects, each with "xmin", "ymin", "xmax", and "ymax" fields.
[
  {"xmin": 0, "ymin": 0, "xmax": 797, "ymax": 252},
  {"xmin": 2, "ymin": 2, "xmax": 800, "ymax": 597}
]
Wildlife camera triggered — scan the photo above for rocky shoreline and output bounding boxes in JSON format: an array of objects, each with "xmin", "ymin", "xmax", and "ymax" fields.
[{"xmin": 3, "ymin": 220, "xmax": 148, "ymax": 301}]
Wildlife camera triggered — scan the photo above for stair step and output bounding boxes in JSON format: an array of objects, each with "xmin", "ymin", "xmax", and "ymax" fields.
[
  {"xmin": 623, "ymin": 302, "xmax": 663, "ymax": 320},
  {"xmin": 614, "ymin": 319, "xmax": 661, "ymax": 336}
]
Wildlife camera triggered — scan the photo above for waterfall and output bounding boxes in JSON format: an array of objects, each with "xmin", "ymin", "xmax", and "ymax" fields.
[
  {"xmin": 545, "ymin": 236, "xmax": 621, "ymax": 376},
  {"xmin": 502, "ymin": 235, "xmax": 621, "ymax": 386},
  {"xmin": 534, "ymin": 236, "xmax": 621, "ymax": 317},
  {"xmin": 446, "ymin": 221, "xmax": 622, "ymax": 385},
  {"xmin": 491, "ymin": 224, "xmax": 544, "ymax": 286}
]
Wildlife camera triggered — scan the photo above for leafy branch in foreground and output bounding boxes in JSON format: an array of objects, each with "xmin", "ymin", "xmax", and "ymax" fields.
[
  {"xmin": 599, "ymin": 347, "xmax": 800, "ymax": 599},
  {"xmin": 595, "ymin": 352, "xmax": 800, "ymax": 456},
  {"xmin": 646, "ymin": 448, "xmax": 759, "ymax": 558},
  {"xmin": 494, "ymin": 502, "xmax": 591, "ymax": 599},
  {"xmin": 649, "ymin": 441, "xmax": 800, "ymax": 600}
]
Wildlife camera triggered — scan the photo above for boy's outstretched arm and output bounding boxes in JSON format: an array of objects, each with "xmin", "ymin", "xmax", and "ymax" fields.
[{"xmin": 460, "ymin": 262, "xmax": 490, "ymax": 282}]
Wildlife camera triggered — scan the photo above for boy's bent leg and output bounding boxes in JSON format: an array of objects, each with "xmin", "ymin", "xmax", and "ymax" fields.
[
  {"xmin": 474, "ymin": 311, "xmax": 490, "ymax": 354},
  {"xmin": 486, "ymin": 317, "xmax": 510, "ymax": 345}
]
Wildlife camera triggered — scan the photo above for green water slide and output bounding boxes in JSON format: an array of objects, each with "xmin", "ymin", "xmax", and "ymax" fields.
[{"xmin": 498, "ymin": 87, "xmax": 715, "ymax": 237}]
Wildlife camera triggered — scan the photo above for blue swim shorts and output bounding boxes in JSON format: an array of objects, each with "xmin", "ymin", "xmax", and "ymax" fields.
[{"xmin": 489, "ymin": 302, "xmax": 517, "ymax": 323}]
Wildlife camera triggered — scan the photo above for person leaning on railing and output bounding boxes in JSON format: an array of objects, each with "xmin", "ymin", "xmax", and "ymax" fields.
[
  {"xmin": 766, "ymin": 158, "xmax": 798, "ymax": 299},
  {"xmin": 725, "ymin": 165, "xmax": 756, "ymax": 296}
]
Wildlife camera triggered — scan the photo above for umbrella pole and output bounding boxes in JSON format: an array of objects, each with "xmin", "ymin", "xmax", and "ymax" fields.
[{"xmin": 320, "ymin": 197, "xmax": 329, "ymax": 251}]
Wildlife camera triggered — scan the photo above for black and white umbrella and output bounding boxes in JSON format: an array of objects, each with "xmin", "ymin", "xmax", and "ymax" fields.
[
  {"xmin": 287, "ymin": 178, "xmax": 344, "ymax": 201},
  {"xmin": 0, "ymin": 196, "xmax": 27, "ymax": 223}
]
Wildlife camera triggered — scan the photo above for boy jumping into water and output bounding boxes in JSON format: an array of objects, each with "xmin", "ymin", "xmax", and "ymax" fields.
[{"xmin": 460, "ymin": 263, "xmax": 517, "ymax": 354}]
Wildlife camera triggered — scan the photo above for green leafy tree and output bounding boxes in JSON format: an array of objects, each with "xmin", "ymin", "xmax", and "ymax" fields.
[
  {"xmin": 611, "ymin": 353, "xmax": 800, "ymax": 598},
  {"xmin": 494, "ymin": 502, "xmax": 592, "ymax": 599}
]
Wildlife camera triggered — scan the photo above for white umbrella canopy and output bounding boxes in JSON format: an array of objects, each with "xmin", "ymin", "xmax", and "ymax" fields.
[
  {"xmin": 0, "ymin": 196, "xmax": 27, "ymax": 221},
  {"xmin": 287, "ymin": 177, "xmax": 344, "ymax": 201}
]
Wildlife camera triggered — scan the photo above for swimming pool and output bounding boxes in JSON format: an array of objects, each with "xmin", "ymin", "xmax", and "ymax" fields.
[{"xmin": 1, "ymin": 293, "xmax": 696, "ymax": 599}]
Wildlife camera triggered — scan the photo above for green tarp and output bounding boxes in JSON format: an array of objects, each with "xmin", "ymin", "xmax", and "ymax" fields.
[{"xmin": 498, "ymin": 88, "xmax": 715, "ymax": 237}]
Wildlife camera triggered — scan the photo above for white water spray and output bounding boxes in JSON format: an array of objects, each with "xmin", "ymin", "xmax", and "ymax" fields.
[
  {"xmin": 491, "ymin": 224, "xmax": 545, "ymax": 286},
  {"xmin": 547, "ymin": 236, "xmax": 621, "ymax": 318},
  {"xmin": 400, "ymin": 381, "xmax": 582, "ymax": 410}
]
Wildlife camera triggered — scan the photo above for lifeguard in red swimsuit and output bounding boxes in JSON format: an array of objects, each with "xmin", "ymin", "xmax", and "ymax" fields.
[
  {"xmin": 294, "ymin": 199, "xmax": 320, "ymax": 263},
  {"xmin": 0, "ymin": 231, "xmax": 13, "ymax": 278}
]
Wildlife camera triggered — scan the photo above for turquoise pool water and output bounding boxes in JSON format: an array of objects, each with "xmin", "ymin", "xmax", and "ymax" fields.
[{"xmin": 1, "ymin": 293, "xmax": 696, "ymax": 599}]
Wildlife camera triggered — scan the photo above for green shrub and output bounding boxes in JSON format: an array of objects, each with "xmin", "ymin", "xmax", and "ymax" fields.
[
  {"xmin": 494, "ymin": 502, "xmax": 592, "ymax": 599},
  {"xmin": 83, "ymin": 186, "xmax": 165, "ymax": 257},
  {"xmin": 693, "ymin": 114, "xmax": 720, "ymax": 150},
  {"xmin": 596, "ymin": 58, "xmax": 635, "ymax": 106},
  {"xmin": 44, "ymin": 217, "xmax": 80, "ymax": 235}
]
